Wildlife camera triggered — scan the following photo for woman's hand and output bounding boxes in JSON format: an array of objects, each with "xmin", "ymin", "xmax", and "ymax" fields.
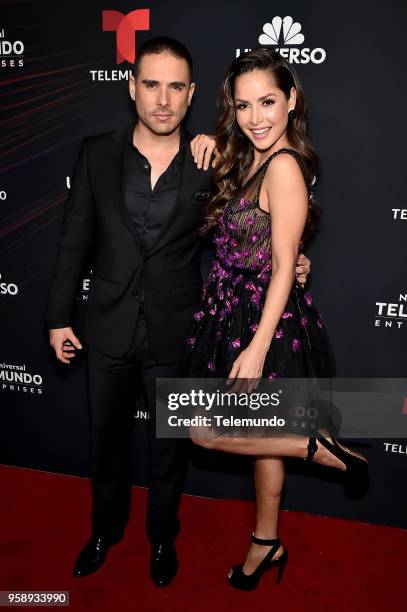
[
  {"xmin": 226, "ymin": 341, "xmax": 268, "ymax": 394},
  {"xmin": 295, "ymin": 253, "xmax": 311, "ymax": 286},
  {"xmin": 190, "ymin": 134, "xmax": 220, "ymax": 170}
]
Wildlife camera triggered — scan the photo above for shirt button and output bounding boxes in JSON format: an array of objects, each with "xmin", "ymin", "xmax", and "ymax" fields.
[{"xmin": 143, "ymin": 163, "xmax": 149, "ymax": 169}]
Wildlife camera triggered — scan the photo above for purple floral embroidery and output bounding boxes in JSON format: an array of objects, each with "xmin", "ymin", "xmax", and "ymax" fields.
[
  {"xmin": 292, "ymin": 338, "xmax": 301, "ymax": 352},
  {"xmin": 250, "ymin": 291, "xmax": 262, "ymax": 308},
  {"xmin": 185, "ymin": 184, "xmax": 327, "ymax": 378},
  {"xmin": 304, "ymin": 291, "xmax": 313, "ymax": 306}
]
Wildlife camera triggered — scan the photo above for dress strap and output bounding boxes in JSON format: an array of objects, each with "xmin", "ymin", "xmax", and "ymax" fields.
[{"xmin": 251, "ymin": 147, "xmax": 310, "ymax": 202}]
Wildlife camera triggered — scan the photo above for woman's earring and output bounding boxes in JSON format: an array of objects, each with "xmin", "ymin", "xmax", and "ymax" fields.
[{"xmin": 288, "ymin": 109, "xmax": 296, "ymax": 120}]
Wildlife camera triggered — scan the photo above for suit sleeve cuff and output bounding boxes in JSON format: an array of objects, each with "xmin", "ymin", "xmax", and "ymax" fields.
[{"xmin": 47, "ymin": 322, "xmax": 71, "ymax": 329}]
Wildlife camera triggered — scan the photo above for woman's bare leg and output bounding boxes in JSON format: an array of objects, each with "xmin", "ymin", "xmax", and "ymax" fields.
[
  {"xmin": 190, "ymin": 429, "xmax": 366, "ymax": 472},
  {"xmin": 228, "ymin": 456, "xmax": 285, "ymax": 577}
]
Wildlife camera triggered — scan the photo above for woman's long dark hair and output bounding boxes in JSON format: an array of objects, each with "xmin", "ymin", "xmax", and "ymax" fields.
[{"xmin": 202, "ymin": 48, "xmax": 320, "ymax": 242}]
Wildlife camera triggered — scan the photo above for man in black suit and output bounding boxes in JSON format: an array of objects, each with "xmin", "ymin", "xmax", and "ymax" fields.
[{"xmin": 45, "ymin": 37, "xmax": 311, "ymax": 587}]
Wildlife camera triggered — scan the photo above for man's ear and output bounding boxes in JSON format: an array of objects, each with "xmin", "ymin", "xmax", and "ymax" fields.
[
  {"xmin": 188, "ymin": 81, "xmax": 196, "ymax": 106},
  {"xmin": 129, "ymin": 74, "xmax": 136, "ymax": 101}
]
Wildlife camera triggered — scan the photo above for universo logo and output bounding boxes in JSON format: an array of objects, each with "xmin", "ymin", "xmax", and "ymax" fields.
[
  {"xmin": 90, "ymin": 9, "xmax": 150, "ymax": 82},
  {"xmin": 236, "ymin": 16, "xmax": 326, "ymax": 64},
  {"xmin": 0, "ymin": 272, "xmax": 18, "ymax": 295}
]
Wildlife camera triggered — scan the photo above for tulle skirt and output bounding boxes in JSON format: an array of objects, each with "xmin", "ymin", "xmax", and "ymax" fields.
[
  {"xmin": 178, "ymin": 264, "xmax": 335, "ymax": 380},
  {"xmin": 177, "ymin": 263, "xmax": 336, "ymax": 438}
]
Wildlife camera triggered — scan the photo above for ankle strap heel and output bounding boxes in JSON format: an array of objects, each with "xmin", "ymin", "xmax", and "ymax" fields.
[
  {"xmin": 305, "ymin": 437, "xmax": 318, "ymax": 462},
  {"xmin": 251, "ymin": 534, "xmax": 280, "ymax": 546},
  {"xmin": 304, "ymin": 433, "xmax": 369, "ymax": 497},
  {"xmin": 227, "ymin": 534, "xmax": 288, "ymax": 590}
]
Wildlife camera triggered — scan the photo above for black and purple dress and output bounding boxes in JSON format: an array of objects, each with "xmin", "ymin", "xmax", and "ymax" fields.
[{"xmin": 178, "ymin": 148, "xmax": 335, "ymax": 382}]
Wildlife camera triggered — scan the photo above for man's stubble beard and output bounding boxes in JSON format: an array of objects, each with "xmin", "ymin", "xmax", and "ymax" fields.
[{"xmin": 137, "ymin": 109, "xmax": 187, "ymax": 138}]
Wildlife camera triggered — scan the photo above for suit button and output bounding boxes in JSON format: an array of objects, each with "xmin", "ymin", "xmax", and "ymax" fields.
[
  {"xmin": 132, "ymin": 290, "xmax": 139, "ymax": 297},
  {"xmin": 144, "ymin": 255, "xmax": 150, "ymax": 263}
]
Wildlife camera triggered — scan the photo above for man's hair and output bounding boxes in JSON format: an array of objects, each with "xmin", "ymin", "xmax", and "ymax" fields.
[{"xmin": 132, "ymin": 36, "xmax": 194, "ymax": 81}]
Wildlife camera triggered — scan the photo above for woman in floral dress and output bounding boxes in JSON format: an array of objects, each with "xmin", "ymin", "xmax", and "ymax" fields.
[{"xmin": 178, "ymin": 48, "xmax": 368, "ymax": 591}]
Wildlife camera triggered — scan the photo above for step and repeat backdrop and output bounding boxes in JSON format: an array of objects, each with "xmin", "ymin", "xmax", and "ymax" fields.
[{"xmin": 1, "ymin": 0, "xmax": 406, "ymax": 528}]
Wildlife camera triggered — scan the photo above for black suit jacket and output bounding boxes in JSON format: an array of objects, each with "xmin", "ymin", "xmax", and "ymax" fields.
[{"xmin": 45, "ymin": 124, "xmax": 213, "ymax": 362}]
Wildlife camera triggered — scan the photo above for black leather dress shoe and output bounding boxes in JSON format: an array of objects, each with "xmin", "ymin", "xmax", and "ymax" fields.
[
  {"xmin": 72, "ymin": 533, "xmax": 122, "ymax": 577},
  {"xmin": 150, "ymin": 541, "xmax": 178, "ymax": 587}
]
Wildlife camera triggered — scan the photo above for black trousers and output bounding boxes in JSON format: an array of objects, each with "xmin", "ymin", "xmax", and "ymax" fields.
[{"xmin": 86, "ymin": 307, "xmax": 188, "ymax": 544}]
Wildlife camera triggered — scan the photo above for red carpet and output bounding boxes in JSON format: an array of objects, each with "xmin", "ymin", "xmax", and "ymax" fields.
[{"xmin": 0, "ymin": 465, "xmax": 404, "ymax": 611}]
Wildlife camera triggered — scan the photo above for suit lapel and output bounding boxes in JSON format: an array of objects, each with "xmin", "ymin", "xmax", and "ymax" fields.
[
  {"xmin": 113, "ymin": 123, "xmax": 145, "ymax": 254},
  {"xmin": 147, "ymin": 138, "xmax": 202, "ymax": 256}
]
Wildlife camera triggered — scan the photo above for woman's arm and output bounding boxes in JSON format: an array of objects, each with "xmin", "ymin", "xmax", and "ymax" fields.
[{"xmin": 228, "ymin": 153, "xmax": 308, "ymax": 386}]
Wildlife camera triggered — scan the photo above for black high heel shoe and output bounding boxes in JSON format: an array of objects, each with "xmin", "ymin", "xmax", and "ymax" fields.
[
  {"xmin": 305, "ymin": 431, "xmax": 369, "ymax": 493},
  {"xmin": 227, "ymin": 534, "xmax": 288, "ymax": 591}
]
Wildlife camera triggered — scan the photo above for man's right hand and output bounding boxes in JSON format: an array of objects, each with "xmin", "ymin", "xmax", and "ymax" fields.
[{"xmin": 49, "ymin": 327, "xmax": 83, "ymax": 364}]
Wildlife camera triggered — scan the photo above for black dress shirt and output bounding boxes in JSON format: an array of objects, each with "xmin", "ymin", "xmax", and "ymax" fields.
[{"xmin": 125, "ymin": 125, "xmax": 187, "ymax": 252}]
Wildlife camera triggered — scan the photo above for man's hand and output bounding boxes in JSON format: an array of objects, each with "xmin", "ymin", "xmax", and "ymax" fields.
[
  {"xmin": 295, "ymin": 253, "xmax": 311, "ymax": 286},
  {"xmin": 49, "ymin": 327, "xmax": 82, "ymax": 364},
  {"xmin": 190, "ymin": 134, "xmax": 220, "ymax": 170}
]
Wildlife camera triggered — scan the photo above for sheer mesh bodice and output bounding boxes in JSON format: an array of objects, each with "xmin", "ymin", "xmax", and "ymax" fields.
[{"xmin": 215, "ymin": 148, "xmax": 309, "ymax": 272}]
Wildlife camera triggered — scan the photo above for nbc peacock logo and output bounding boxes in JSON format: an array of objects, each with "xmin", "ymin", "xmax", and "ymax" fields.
[
  {"xmin": 236, "ymin": 16, "xmax": 326, "ymax": 64},
  {"xmin": 259, "ymin": 16, "xmax": 305, "ymax": 46}
]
